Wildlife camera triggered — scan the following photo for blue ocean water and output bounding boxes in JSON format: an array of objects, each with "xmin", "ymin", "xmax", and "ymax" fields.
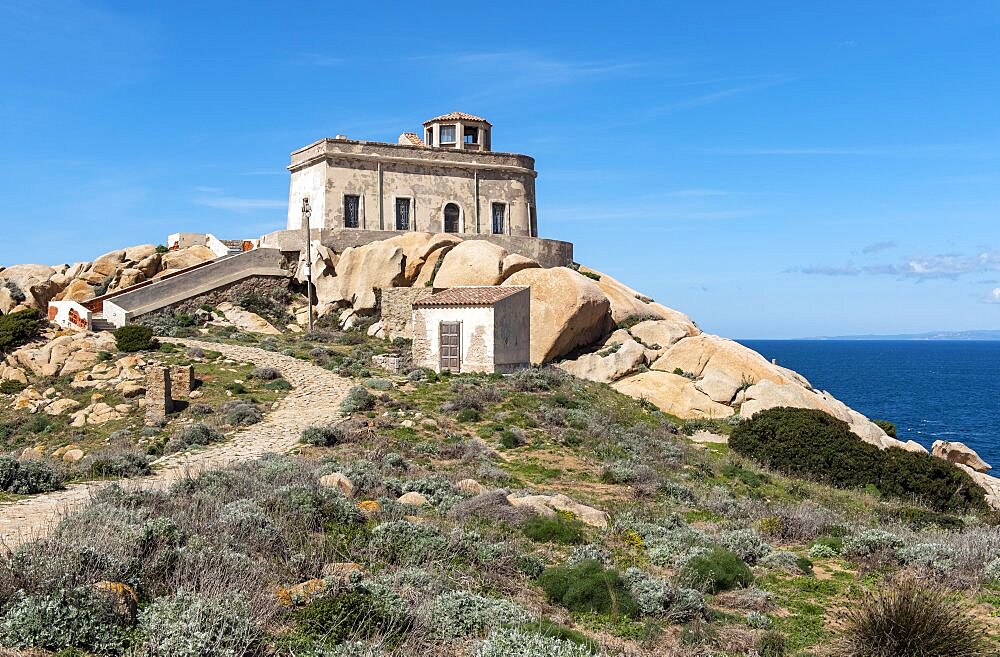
[{"xmin": 737, "ymin": 340, "xmax": 1000, "ymax": 466}]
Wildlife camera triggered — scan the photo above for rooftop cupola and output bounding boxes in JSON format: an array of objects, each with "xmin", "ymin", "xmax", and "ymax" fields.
[{"xmin": 422, "ymin": 112, "xmax": 492, "ymax": 151}]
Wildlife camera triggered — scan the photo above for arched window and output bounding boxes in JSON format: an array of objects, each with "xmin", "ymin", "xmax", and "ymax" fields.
[{"xmin": 443, "ymin": 203, "xmax": 461, "ymax": 233}]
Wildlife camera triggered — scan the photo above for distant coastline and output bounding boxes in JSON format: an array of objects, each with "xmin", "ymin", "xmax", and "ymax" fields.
[{"xmin": 795, "ymin": 329, "xmax": 1000, "ymax": 341}]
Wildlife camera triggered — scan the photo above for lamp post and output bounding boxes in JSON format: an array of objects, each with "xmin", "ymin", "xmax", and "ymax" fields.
[{"xmin": 302, "ymin": 197, "xmax": 314, "ymax": 333}]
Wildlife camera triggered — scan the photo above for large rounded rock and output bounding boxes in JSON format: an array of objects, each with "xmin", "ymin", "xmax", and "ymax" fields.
[
  {"xmin": 612, "ymin": 370, "xmax": 732, "ymax": 419},
  {"xmin": 559, "ymin": 330, "xmax": 646, "ymax": 383},
  {"xmin": 652, "ymin": 335, "xmax": 791, "ymax": 396},
  {"xmin": 500, "ymin": 253, "xmax": 539, "ymax": 280},
  {"xmin": 932, "ymin": 440, "xmax": 992, "ymax": 473},
  {"xmin": 503, "ymin": 267, "xmax": 612, "ymax": 364},
  {"xmin": 58, "ymin": 278, "xmax": 97, "ymax": 302},
  {"xmin": 629, "ymin": 316, "xmax": 700, "ymax": 350},
  {"xmin": 329, "ymin": 241, "xmax": 406, "ymax": 312},
  {"xmin": 114, "ymin": 268, "xmax": 145, "ymax": 290},
  {"xmin": 413, "ymin": 247, "xmax": 449, "ymax": 288},
  {"xmin": 160, "ymin": 245, "xmax": 216, "ymax": 271},
  {"xmin": 433, "ymin": 240, "xmax": 509, "ymax": 287},
  {"xmin": 91, "ymin": 249, "xmax": 126, "ymax": 277},
  {"xmin": 123, "ymin": 244, "xmax": 158, "ymax": 262},
  {"xmin": 578, "ymin": 267, "xmax": 676, "ymax": 324},
  {"xmin": 382, "ymin": 232, "xmax": 462, "ymax": 283}
]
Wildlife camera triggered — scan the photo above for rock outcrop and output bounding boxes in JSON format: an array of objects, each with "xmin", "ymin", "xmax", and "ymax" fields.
[
  {"xmin": 932, "ymin": 440, "xmax": 992, "ymax": 473},
  {"xmin": 434, "ymin": 240, "xmax": 508, "ymax": 287},
  {"xmin": 503, "ymin": 267, "xmax": 611, "ymax": 364}
]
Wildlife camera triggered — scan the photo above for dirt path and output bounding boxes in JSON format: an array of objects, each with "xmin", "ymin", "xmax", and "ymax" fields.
[{"xmin": 0, "ymin": 338, "xmax": 353, "ymax": 551}]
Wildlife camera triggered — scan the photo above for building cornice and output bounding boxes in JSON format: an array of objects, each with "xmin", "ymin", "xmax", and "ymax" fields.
[{"xmin": 288, "ymin": 138, "xmax": 536, "ymax": 177}]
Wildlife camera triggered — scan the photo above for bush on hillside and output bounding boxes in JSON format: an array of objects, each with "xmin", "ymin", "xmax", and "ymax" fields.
[
  {"xmin": 873, "ymin": 419, "xmax": 897, "ymax": 439},
  {"xmin": 135, "ymin": 591, "xmax": 264, "ymax": 657},
  {"xmin": 522, "ymin": 513, "xmax": 587, "ymax": 545},
  {"xmin": 476, "ymin": 628, "xmax": 597, "ymax": 657},
  {"xmin": 538, "ymin": 559, "xmax": 639, "ymax": 618},
  {"xmin": 834, "ymin": 579, "xmax": 990, "ymax": 657},
  {"xmin": 0, "ymin": 380, "xmax": 26, "ymax": 395},
  {"xmin": 678, "ymin": 548, "xmax": 753, "ymax": 593},
  {"xmin": 0, "ymin": 586, "xmax": 130, "ymax": 654},
  {"xmin": 0, "ymin": 309, "xmax": 44, "ymax": 354},
  {"xmin": 729, "ymin": 407, "xmax": 987, "ymax": 512},
  {"xmin": 113, "ymin": 325, "xmax": 156, "ymax": 352},
  {"xmin": 0, "ymin": 457, "xmax": 63, "ymax": 494},
  {"xmin": 340, "ymin": 386, "xmax": 374, "ymax": 414}
]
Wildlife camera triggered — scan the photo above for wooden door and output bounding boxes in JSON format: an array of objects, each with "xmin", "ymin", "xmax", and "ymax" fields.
[{"xmin": 439, "ymin": 321, "xmax": 461, "ymax": 372}]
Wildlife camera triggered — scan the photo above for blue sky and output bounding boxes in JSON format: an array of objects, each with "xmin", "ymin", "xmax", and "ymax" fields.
[{"xmin": 1, "ymin": 1, "xmax": 998, "ymax": 338}]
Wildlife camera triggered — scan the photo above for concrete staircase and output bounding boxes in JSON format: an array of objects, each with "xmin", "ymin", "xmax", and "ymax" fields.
[
  {"xmin": 90, "ymin": 313, "xmax": 116, "ymax": 332},
  {"xmin": 97, "ymin": 248, "xmax": 292, "ymax": 329}
]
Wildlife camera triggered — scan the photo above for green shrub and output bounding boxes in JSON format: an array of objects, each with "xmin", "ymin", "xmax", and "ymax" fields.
[
  {"xmin": 294, "ymin": 582, "xmax": 410, "ymax": 645},
  {"xmin": 421, "ymin": 590, "xmax": 529, "ymax": 638},
  {"xmin": 757, "ymin": 630, "xmax": 787, "ymax": 657},
  {"xmin": 112, "ymin": 325, "xmax": 156, "ymax": 352},
  {"xmin": 249, "ymin": 366, "xmax": 281, "ymax": 380},
  {"xmin": 538, "ymin": 559, "xmax": 639, "ymax": 618},
  {"xmin": 519, "ymin": 620, "xmax": 599, "ymax": 653},
  {"xmin": 164, "ymin": 423, "xmax": 224, "ymax": 454},
  {"xmin": 679, "ymin": 548, "xmax": 753, "ymax": 593},
  {"xmin": 579, "ymin": 270, "xmax": 601, "ymax": 281},
  {"xmin": 135, "ymin": 591, "xmax": 264, "ymax": 657},
  {"xmin": 476, "ymin": 628, "xmax": 596, "ymax": 657},
  {"xmin": 369, "ymin": 520, "xmax": 449, "ymax": 565},
  {"xmin": 835, "ymin": 579, "xmax": 990, "ymax": 657},
  {"xmin": 363, "ymin": 377, "xmax": 393, "ymax": 391},
  {"xmin": 0, "ymin": 587, "xmax": 129, "ymax": 654},
  {"xmin": 88, "ymin": 451, "xmax": 151, "ymax": 478},
  {"xmin": 155, "ymin": 244, "xmax": 168, "ymax": 253},
  {"xmin": 523, "ymin": 513, "xmax": 587, "ymax": 545},
  {"xmin": 498, "ymin": 429, "xmax": 524, "ymax": 449},
  {"xmin": 457, "ymin": 407, "xmax": 481, "ymax": 423},
  {"xmin": 0, "ymin": 309, "xmax": 44, "ymax": 354},
  {"xmin": 225, "ymin": 382, "xmax": 246, "ymax": 394},
  {"xmin": 340, "ymin": 386, "xmax": 374, "ymax": 413},
  {"xmin": 873, "ymin": 419, "xmax": 897, "ymax": 438},
  {"xmin": 0, "ymin": 379, "xmax": 26, "ymax": 395},
  {"xmin": 300, "ymin": 425, "xmax": 347, "ymax": 447},
  {"xmin": 222, "ymin": 401, "xmax": 262, "ymax": 426},
  {"xmin": 729, "ymin": 407, "xmax": 987, "ymax": 512},
  {"xmin": 264, "ymin": 378, "xmax": 293, "ymax": 391},
  {"xmin": 0, "ymin": 457, "xmax": 63, "ymax": 494}
]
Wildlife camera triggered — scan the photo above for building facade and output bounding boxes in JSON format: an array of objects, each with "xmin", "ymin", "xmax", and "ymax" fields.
[
  {"xmin": 286, "ymin": 112, "xmax": 538, "ymax": 238},
  {"xmin": 411, "ymin": 286, "xmax": 530, "ymax": 374}
]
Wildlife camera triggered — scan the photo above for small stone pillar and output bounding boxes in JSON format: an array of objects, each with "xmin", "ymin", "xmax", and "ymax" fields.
[
  {"xmin": 144, "ymin": 366, "xmax": 173, "ymax": 426},
  {"xmin": 170, "ymin": 365, "xmax": 195, "ymax": 399}
]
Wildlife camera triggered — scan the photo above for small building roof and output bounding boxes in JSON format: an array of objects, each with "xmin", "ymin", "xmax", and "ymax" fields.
[
  {"xmin": 399, "ymin": 132, "xmax": 424, "ymax": 146},
  {"xmin": 423, "ymin": 111, "xmax": 492, "ymax": 127},
  {"xmin": 413, "ymin": 286, "xmax": 527, "ymax": 308}
]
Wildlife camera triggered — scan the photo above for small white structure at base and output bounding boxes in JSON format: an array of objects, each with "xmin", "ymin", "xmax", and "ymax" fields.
[{"xmin": 411, "ymin": 286, "xmax": 530, "ymax": 373}]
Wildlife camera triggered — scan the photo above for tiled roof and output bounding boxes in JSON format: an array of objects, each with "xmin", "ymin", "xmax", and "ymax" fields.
[
  {"xmin": 413, "ymin": 286, "xmax": 527, "ymax": 307},
  {"xmin": 400, "ymin": 132, "xmax": 424, "ymax": 146},
  {"xmin": 423, "ymin": 111, "xmax": 492, "ymax": 126}
]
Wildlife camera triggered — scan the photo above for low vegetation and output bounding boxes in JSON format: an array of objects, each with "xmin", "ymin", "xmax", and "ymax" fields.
[{"xmin": 0, "ymin": 309, "xmax": 43, "ymax": 354}]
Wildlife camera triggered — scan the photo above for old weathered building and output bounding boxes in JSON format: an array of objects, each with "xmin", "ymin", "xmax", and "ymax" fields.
[
  {"xmin": 286, "ymin": 112, "xmax": 538, "ymax": 238},
  {"xmin": 411, "ymin": 286, "xmax": 530, "ymax": 374}
]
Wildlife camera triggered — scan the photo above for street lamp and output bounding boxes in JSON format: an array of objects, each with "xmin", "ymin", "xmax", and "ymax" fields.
[{"xmin": 302, "ymin": 197, "xmax": 314, "ymax": 332}]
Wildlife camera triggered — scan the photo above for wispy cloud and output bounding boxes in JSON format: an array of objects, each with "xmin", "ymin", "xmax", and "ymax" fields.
[
  {"xmin": 641, "ymin": 75, "xmax": 792, "ymax": 117},
  {"xmin": 985, "ymin": 288, "xmax": 1000, "ymax": 304},
  {"xmin": 194, "ymin": 196, "xmax": 286, "ymax": 212},
  {"xmin": 791, "ymin": 249, "xmax": 1000, "ymax": 280},
  {"xmin": 861, "ymin": 240, "xmax": 897, "ymax": 254}
]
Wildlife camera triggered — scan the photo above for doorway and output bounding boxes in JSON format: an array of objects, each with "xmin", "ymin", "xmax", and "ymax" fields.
[
  {"xmin": 443, "ymin": 203, "xmax": 460, "ymax": 233},
  {"xmin": 439, "ymin": 321, "xmax": 461, "ymax": 372}
]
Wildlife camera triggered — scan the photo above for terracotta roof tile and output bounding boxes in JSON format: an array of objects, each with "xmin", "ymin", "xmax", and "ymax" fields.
[
  {"xmin": 423, "ymin": 111, "xmax": 492, "ymax": 126},
  {"xmin": 413, "ymin": 286, "xmax": 527, "ymax": 307},
  {"xmin": 400, "ymin": 132, "xmax": 424, "ymax": 146}
]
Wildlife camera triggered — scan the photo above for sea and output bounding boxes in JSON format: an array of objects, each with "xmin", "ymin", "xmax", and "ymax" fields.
[{"xmin": 737, "ymin": 340, "xmax": 1000, "ymax": 466}]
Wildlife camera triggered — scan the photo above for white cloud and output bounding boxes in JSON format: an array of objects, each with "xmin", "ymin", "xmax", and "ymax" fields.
[{"xmin": 986, "ymin": 288, "xmax": 1000, "ymax": 304}]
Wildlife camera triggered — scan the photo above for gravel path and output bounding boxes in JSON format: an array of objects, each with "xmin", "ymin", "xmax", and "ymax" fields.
[{"xmin": 0, "ymin": 338, "xmax": 353, "ymax": 552}]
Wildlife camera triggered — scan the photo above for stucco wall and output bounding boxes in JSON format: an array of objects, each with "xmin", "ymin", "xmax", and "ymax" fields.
[
  {"xmin": 411, "ymin": 306, "xmax": 496, "ymax": 373},
  {"xmin": 286, "ymin": 139, "xmax": 537, "ymax": 236},
  {"xmin": 492, "ymin": 288, "xmax": 530, "ymax": 370}
]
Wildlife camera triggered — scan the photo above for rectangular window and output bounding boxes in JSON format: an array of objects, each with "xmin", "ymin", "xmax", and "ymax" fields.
[
  {"xmin": 344, "ymin": 195, "xmax": 360, "ymax": 228},
  {"xmin": 491, "ymin": 202, "xmax": 506, "ymax": 234},
  {"xmin": 425, "ymin": 129, "xmax": 433, "ymax": 144},
  {"xmin": 439, "ymin": 125, "xmax": 456, "ymax": 143},
  {"xmin": 464, "ymin": 126, "xmax": 478, "ymax": 144},
  {"xmin": 395, "ymin": 198, "xmax": 410, "ymax": 231}
]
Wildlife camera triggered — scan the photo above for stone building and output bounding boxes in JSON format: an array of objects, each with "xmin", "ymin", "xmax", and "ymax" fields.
[
  {"xmin": 411, "ymin": 286, "xmax": 530, "ymax": 374},
  {"xmin": 286, "ymin": 112, "xmax": 538, "ymax": 238}
]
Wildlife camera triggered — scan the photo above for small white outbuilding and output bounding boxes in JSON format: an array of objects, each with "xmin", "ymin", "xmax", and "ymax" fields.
[{"xmin": 411, "ymin": 286, "xmax": 530, "ymax": 374}]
